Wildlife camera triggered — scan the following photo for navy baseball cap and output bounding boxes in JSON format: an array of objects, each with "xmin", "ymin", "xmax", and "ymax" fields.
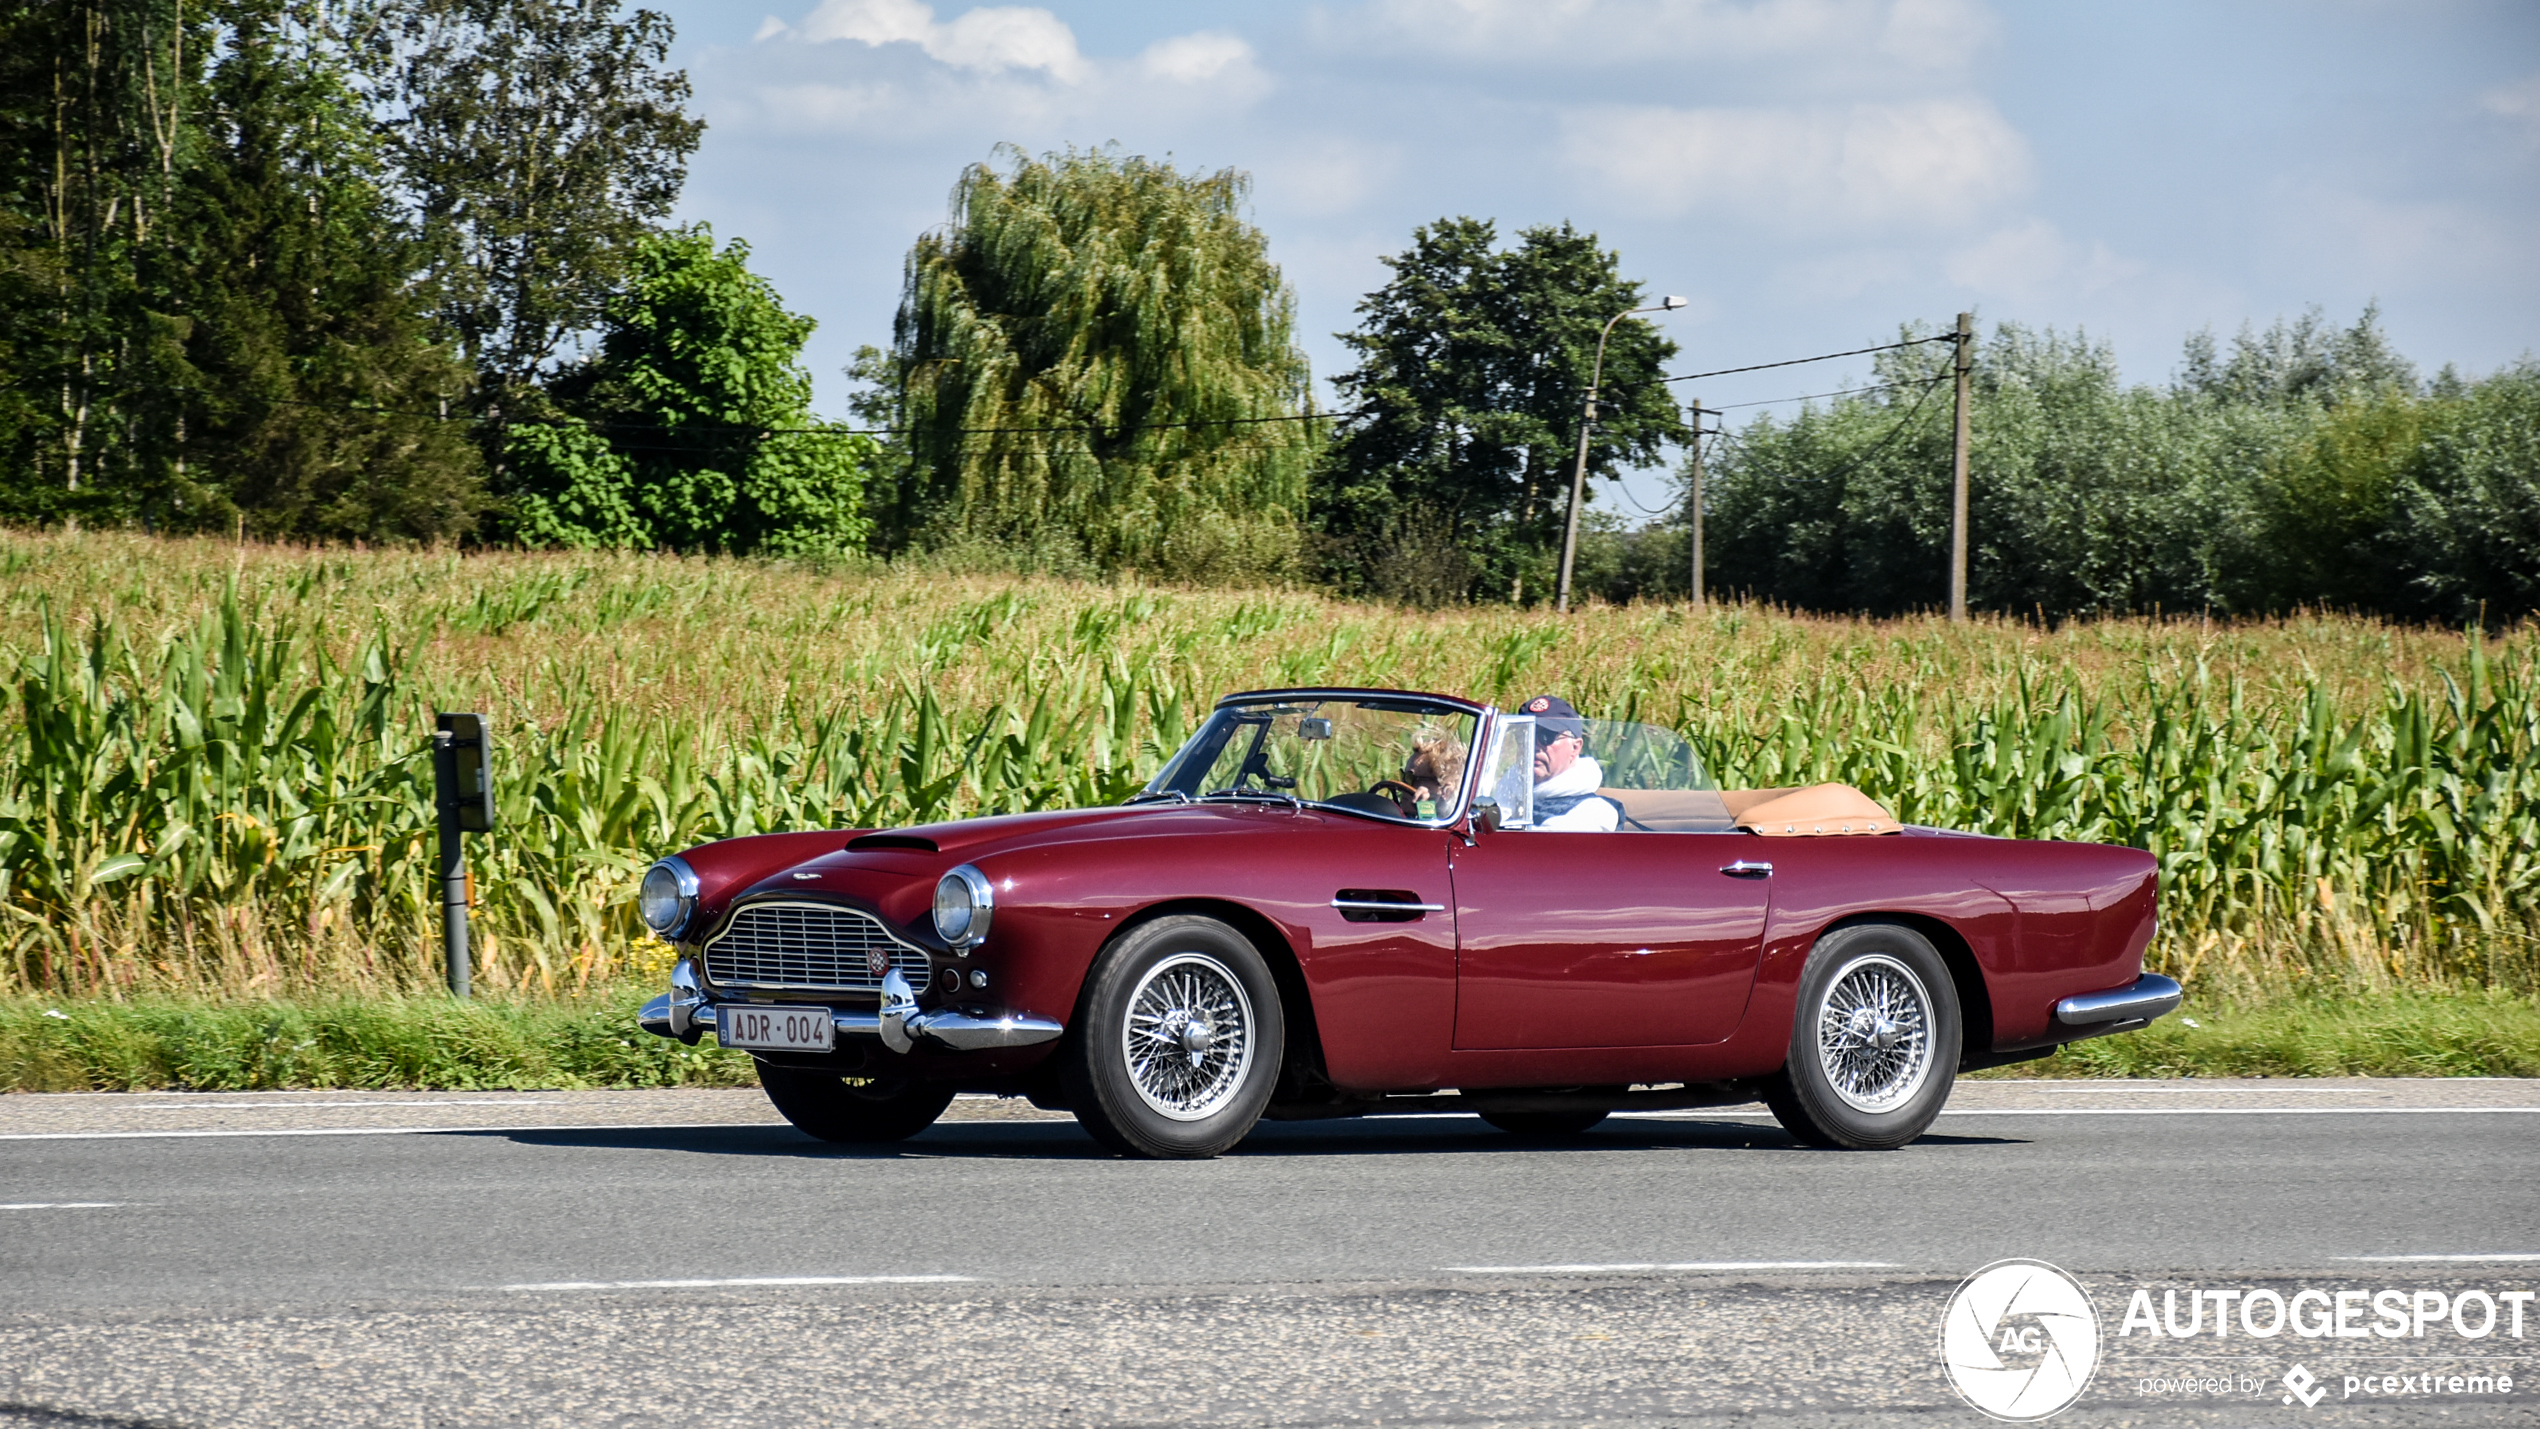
[{"xmin": 1518, "ymin": 695, "xmax": 1586, "ymax": 741}]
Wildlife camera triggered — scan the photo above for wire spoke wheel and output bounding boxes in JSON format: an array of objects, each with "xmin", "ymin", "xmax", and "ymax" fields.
[
  {"xmin": 1121, "ymin": 952, "xmax": 1256, "ymax": 1121},
  {"xmin": 1813, "ymin": 953, "xmax": 1935, "ymax": 1115}
]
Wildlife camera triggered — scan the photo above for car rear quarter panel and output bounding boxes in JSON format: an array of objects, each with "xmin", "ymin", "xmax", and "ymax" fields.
[{"xmin": 1692, "ymin": 831, "xmax": 2157, "ymax": 1072}]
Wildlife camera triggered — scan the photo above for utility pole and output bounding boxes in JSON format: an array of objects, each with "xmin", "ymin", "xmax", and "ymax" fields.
[
  {"xmin": 1558, "ymin": 295, "xmax": 1687, "ymax": 613},
  {"xmin": 1948, "ymin": 311, "xmax": 1974, "ymax": 623},
  {"xmin": 1686, "ymin": 398, "xmax": 1707, "ymax": 612}
]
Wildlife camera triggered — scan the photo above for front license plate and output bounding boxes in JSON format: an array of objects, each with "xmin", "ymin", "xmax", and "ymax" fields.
[{"xmin": 717, "ymin": 1004, "xmax": 835, "ymax": 1052}]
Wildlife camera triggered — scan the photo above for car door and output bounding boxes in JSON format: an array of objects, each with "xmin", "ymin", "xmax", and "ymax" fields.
[{"xmin": 1448, "ymin": 829, "xmax": 1771, "ymax": 1048}]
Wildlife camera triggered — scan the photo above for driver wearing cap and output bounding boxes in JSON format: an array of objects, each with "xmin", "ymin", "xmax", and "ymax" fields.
[{"xmin": 1520, "ymin": 695, "xmax": 1620, "ymax": 833}]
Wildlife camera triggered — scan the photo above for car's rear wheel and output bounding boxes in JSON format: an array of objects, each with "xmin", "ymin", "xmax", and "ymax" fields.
[
  {"xmin": 757, "ymin": 1064, "xmax": 956, "ymax": 1143},
  {"xmin": 1479, "ymin": 1109, "xmax": 1609, "ymax": 1138},
  {"xmin": 1761, "ymin": 922, "xmax": 1960, "ymax": 1150},
  {"xmin": 1063, "ymin": 915, "xmax": 1285, "ymax": 1159}
]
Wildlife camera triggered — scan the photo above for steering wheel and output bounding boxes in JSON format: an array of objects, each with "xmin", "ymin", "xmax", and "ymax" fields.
[{"xmin": 1368, "ymin": 779, "xmax": 1424, "ymax": 818}]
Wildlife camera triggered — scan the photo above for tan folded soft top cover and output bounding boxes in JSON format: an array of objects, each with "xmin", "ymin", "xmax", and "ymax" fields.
[
  {"xmin": 1596, "ymin": 783, "xmax": 1900, "ymax": 835},
  {"xmin": 1721, "ymin": 783, "xmax": 1899, "ymax": 836}
]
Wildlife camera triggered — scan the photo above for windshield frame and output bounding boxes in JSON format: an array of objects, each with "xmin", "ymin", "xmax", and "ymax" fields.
[{"xmin": 1139, "ymin": 687, "xmax": 1492, "ymax": 828}]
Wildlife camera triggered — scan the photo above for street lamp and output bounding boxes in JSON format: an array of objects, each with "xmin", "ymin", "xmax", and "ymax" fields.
[{"xmin": 1556, "ymin": 295, "xmax": 1687, "ymax": 613}]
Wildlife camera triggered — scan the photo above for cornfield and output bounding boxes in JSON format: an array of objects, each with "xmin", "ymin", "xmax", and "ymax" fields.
[{"xmin": 2, "ymin": 530, "xmax": 2533, "ymax": 1003}]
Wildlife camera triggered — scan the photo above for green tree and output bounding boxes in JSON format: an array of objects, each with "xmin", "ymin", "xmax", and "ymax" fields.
[
  {"xmin": 139, "ymin": 0, "xmax": 481, "ymax": 540},
  {"xmin": 1315, "ymin": 217, "xmax": 1686, "ymax": 604},
  {"xmin": 0, "ymin": 0, "xmax": 479, "ymax": 537},
  {"xmin": 2391, "ymin": 364, "xmax": 2540, "ymax": 621},
  {"xmin": 352, "ymin": 0, "xmax": 703, "ymax": 420},
  {"xmin": 863, "ymin": 146, "xmax": 1315, "ymax": 583},
  {"xmin": 503, "ymin": 225, "xmax": 871, "ymax": 555},
  {"xmin": 0, "ymin": 0, "xmax": 203, "ymax": 522}
]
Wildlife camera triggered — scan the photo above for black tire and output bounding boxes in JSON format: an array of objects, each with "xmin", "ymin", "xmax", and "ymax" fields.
[
  {"xmin": 757, "ymin": 1065, "xmax": 956, "ymax": 1144},
  {"xmin": 1479, "ymin": 1109, "xmax": 1610, "ymax": 1138},
  {"xmin": 1063, "ymin": 915, "xmax": 1285, "ymax": 1159},
  {"xmin": 1761, "ymin": 922, "xmax": 1961, "ymax": 1150}
]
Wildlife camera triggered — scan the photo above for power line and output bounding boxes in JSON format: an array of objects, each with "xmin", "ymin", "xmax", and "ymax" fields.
[
  {"xmin": 1654, "ymin": 335, "xmax": 1956, "ymax": 388},
  {"xmin": 1709, "ymin": 379, "xmax": 1918, "ymax": 412}
]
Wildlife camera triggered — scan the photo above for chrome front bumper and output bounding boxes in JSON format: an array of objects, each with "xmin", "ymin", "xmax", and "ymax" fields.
[{"xmin": 636, "ymin": 964, "xmax": 1062, "ymax": 1054}]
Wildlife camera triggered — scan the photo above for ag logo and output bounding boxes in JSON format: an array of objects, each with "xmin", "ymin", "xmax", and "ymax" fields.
[{"xmin": 1940, "ymin": 1259, "xmax": 2100, "ymax": 1421}]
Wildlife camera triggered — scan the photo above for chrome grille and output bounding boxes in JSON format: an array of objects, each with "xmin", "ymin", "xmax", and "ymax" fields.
[{"xmin": 703, "ymin": 901, "xmax": 930, "ymax": 995}]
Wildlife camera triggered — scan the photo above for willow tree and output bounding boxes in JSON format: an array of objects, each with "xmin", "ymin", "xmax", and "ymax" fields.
[{"xmin": 867, "ymin": 147, "xmax": 1315, "ymax": 581}]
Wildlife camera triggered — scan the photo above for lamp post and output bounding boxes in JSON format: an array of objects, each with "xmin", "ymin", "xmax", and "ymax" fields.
[{"xmin": 1557, "ymin": 295, "xmax": 1687, "ymax": 613}]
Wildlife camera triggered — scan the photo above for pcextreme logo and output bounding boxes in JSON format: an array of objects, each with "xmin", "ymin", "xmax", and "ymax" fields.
[{"xmin": 1940, "ymin": 1259, "xmax": 2101, "ymax": 1421}]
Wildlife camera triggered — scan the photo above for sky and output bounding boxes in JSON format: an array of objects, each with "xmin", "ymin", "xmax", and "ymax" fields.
[{"xmin": 638, "ymin": 0, "xmax": 2540, "ymax": 515}]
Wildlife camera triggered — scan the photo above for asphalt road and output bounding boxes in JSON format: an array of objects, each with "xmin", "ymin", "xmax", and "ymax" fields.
[{"xmin": 3, "ymin": 1083, "xmax": 2537, "ymax": 1427}]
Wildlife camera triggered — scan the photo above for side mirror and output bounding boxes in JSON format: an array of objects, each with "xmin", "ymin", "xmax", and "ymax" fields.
[{"xmin": 1472, "ymin": 798, "xmax": 1502, "ymax": 834}]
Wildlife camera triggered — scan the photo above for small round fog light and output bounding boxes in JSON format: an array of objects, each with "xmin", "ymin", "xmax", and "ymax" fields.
[{"xmin": 969, "ymin": 968, "xmax": 989, "ymax": 989}]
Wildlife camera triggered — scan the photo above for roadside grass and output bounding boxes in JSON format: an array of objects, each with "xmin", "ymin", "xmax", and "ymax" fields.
[
  {"xmin": 1981, "ymin": 988, "xmax": 2540, "ymax": 1080},
  {"xmin": 0, "ymin": 993, "xmax": 756, "ymax": 1093},
  {"xmin": 5, "ymin": 988, "xmax": 2533, "ymax": 1093}
]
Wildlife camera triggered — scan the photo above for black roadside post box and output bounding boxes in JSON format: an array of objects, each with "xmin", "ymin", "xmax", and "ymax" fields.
[{"xmin": 431, "ymin": 713, "xmax": 494, "ymax": 996}]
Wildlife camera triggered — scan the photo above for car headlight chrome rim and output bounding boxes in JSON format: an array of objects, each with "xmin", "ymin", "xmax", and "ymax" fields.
[
  {"xmin": 933, "ymin": 864, "xmax": 994, "ymax": 950},
  {"xmin": 639, "ymin": 856, "xmax": 699, "ymax": 940}
]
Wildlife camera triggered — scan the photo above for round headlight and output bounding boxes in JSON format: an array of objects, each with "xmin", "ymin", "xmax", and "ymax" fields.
[
  {"xmin": 639, "ymin": 856, "xmax": 698, "ymax": 939},
  {"xmin": 933, "ymin": 864, "xmax": 994, "ymax": 950}
]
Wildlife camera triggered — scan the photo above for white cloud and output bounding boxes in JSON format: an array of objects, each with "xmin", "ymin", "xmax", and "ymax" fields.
[
  {"xmin": 1321, "ymin": 0, "xmax": 1995, "ymax": 74},
  {"xmin": 1253, "ymin": 137, "xmax": 1403, "ymax": 217},
  {"xmin": 1945, "ymin": 218, "xmax": 2144, "ymax": 301},
  {"xmin": 1140, "ymin": 32, "xmax": 1258, "ymax": 85},
  {"xmin": 1562, "ymin": 98, "xmax": 2031, "ymax": 229},
  {"xmin": 2483, "ymin": 69, "xmax": 2540, "ymax": 142},
  {"xmin": 786, "ymin": 0, "xmax": 1089, "ymax": 81}
]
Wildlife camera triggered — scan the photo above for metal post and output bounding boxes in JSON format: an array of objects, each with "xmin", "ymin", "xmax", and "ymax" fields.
[
  {"xmin": 1948, "ymin": 311, "xmax": 1973, "ymax": 623},
  {"xmin": 431, "ymin": 727, "xmax": 471, "ymax": 998},
  {"xmin": 1557, "ymin": 296, "xmax": 1686, "ymax": 613},
  {"xmin": 1687, "ymin": 398, "xmax": 1706, "ymax": 612},
  {"xmin": 1556, "ymin": 380, "xmax": 1598, "ymax": 613}
]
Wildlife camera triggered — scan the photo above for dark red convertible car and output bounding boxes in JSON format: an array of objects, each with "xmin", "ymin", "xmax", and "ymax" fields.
[{"xmin": 636, "ymin": 688, "xmax": 2177, "ymax": 1157}]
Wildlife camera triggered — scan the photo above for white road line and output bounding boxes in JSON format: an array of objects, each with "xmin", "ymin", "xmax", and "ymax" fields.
[
  {"xmin": 4, "ymin": 1107, "xmax": 2533, "ymax": 1142},
  {"xmin": 0, "ymin": 1202, "xmax": 123, "ymax": 1210},
  {"xmin": 1935, "ymin": 1107, "xmax": 2540, "ymax": 1116},
  {"xmin": 135, "ymin": 1099, "xmax": 559, "ymax": 1110},
  {"xmin": 2337, "ymin": 1254, "xmax": 2540, "ymax": 1262},
  {"xmin": 0, "ymin": 1122, "xmax": 787, "ymax": 1142},
  {"xmin": 1443, "ymin": 1260, "xmax": 1899, "ymax": 1274},
  {"xmin": 493, "ymin": 1275, "xmax": 976, "ymax": 1291}
]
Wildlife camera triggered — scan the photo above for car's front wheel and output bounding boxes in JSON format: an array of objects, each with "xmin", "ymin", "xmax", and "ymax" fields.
[
  {"xmin": 1761, "ymin": 922, "xmax": 1960, "ymax": 1150},
  {"xmin": 757, "ymin": 1065, "xmax": 956, "ymax": 1143},
  {"xmin": 1063, "ymin": 915, "xmax": 1285, "ymax": 1159}
]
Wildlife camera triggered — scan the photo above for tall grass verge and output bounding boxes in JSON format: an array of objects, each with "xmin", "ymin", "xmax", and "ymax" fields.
[{"xmin": 0, "ymin": 993, "xmax": 756, "ymax": 1092}]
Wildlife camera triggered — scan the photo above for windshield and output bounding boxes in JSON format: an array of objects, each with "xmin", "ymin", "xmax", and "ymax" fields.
[
  {"xmin": 1141, "ymin": 697, "xmax": 1482, "ymax": 822},
  {"xmin": 1476, "ymin": 715, "xmax": 1717, "ymax": 830}
]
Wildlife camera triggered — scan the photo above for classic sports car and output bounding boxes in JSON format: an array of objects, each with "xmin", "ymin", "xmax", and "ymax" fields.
[{"xmin": 636, "ymin": 688, "xmax": 2179, "ymax": 1158}]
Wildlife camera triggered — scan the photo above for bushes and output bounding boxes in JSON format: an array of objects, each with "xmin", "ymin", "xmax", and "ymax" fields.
[{"xmin": 1687, "ymin": 312, "xmax": 2540, "ymax": 622}]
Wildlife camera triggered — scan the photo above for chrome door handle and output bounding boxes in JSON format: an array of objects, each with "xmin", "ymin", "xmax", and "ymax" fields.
[
  {"xmin": 1720, "ymin": 861, "xmax": 1773, "ymax": 878},
  {"xmin": 1329, "ymin": 898, "xmax": 1447, "ymax": 913}
]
